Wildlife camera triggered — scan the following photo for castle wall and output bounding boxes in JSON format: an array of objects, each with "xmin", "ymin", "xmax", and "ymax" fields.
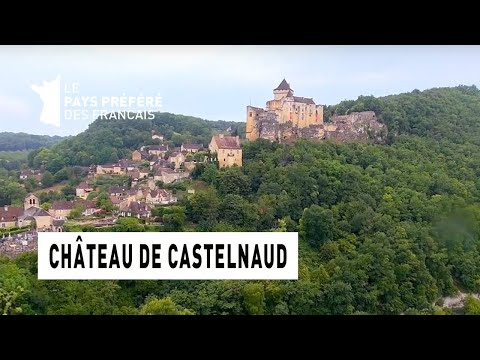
[
  {"xmin": 246, "ymin": 106, "xmax": 262, "ymax": 141},
  {"xmin": 247, "ymin": 81, "xmax": 386, "ymax": 144}
]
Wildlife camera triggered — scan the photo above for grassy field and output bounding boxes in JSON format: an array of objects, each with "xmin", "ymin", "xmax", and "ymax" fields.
[{"xmin": 0, "ymin": 150, "xmax": 29, "ymax": 162}]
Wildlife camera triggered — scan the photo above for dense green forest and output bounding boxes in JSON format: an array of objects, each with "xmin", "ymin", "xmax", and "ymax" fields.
[
  {"xmin": 30, "ymin": 112, "xmax": 245, "ymax": 168},
  {"xmin": 0, "ymin": 132, "xmax": 66, "ymax": 151},
  {"xmin": 2, "ymin": 85, "xmax": 480, "ymax": 315}
]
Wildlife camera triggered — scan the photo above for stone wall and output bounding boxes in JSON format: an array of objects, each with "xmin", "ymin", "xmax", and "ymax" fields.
[{"xmin": 253, "ymin": 110, "xmax": 387, "ymax": 144}]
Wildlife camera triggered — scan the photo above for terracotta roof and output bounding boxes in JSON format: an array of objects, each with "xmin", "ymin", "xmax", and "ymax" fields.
[
  {"xmin": 0, "ymin": 206, "xmax": 23, "ymax": 222},
  {"xmin": 182, "ymin": 143, "xmax": 202, "ymax": 150},
  {"xmin": 149, "ymin": 145, "xmax": 168, "ymax": 151},
  {"xmin": 274, "ymin": 79, "xmax": 292, "ymax": 91},
  {"xmin": 212, "ymin": 135, "xmax": 241, "ymax": 150},
  {"xmin": 160, "ymin": 167, "xmax": 176, "ymax": 174},
  {"xmin": 129, "ymin": 169, "xmax": 140, "ymax": 178},
  {"xmin": 293, "ymin": 96, "xmax": 315, "ymax": 105},
  {"xmin": 77, "ymin": 181, "xmax": 93, "ymax": 189},
  {"xmin": 52, "ymin": 201, "xmax": 75, "ymax": 210},
  {"xmin": 127, "ymin": 201, "xmax": 151, "ymax": 214},
  {"xmin": 110, "ymin": 196, "xmax": 123, "ymax": 205},
  {"xmin": 76, "ymin": 200, "xmax": 97, "ymax": 209},
  {"xmin": 127, "ymin": 189, "xmax": 139, "ymax": 195},
  {"xmin": 158, "ymin": 189, "xmax": 170, "ymax": 197},
  {"xmin": 109, "ymin": 186, "xmax": 128, "ymax": 194}
]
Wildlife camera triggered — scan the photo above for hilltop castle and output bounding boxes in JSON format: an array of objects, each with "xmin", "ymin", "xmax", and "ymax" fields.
[
  {"xmin": 246, "ymin": 79, "xmax": 324, "ymax": 141},
  {"xmin": 246, "ymin": 79, "xmax": 387, "ymax": 143}
]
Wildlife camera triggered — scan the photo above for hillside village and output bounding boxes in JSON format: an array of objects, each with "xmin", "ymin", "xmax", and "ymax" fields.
[
  {"xmin": 0, "ymin": 130, "xmax": 243, "ymax": 243},
  {"xmin": 2, "ymin": 80, "xmax": 480, "ymax": 315},
  {"xmin": 0, "ymin": 79, "xmax": 387, "ymax": 255},
  {"xmin": 0, "ymin": 79, "xmax": 388, "ymax": 243}
]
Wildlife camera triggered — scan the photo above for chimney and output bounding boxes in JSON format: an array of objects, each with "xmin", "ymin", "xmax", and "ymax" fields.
[{"xmin": 219, "ymin": 134, "xmax": 224, "ymax": 138}]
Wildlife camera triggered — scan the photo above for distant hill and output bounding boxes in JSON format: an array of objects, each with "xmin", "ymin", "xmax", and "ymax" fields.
[
  {"xmin": 325, "ymin": 85, "xmax": 480, "ymax": 144},
  {"xmin": 0, "ymin": 132, "xmax": 67, "ymax": 151}
]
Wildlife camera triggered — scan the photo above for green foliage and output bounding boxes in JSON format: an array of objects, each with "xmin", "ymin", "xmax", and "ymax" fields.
[
  {"xmin": 163, "ymin": 207, "xmax": 187, "ymax": 232},
  {"xmin": 139, "ymin": 296, "xmax": 194, "ymax": 315},
  {"xmin": 4, "ymin": 87, "xmax": 480, "ymax": 315},
  {"xmin": 0, "ymin": 262, "xmax": 29, "ymax": 315},
  {"xmin": 41, "ymin": 171, "xmax": 55, "ymax": 188},
  {"xmin": 0, "ymin": 176, "xmax": 26, "ymax": 206},
  {"xmin": 186, "ymin": 189, "xmax": 220, "ymax": 228},
  {"xmin": 114, "ymin": 218, "xmax": 143, "ymax": 232},
  {"xmin": 242, "ymin": 283, "xmax": 265, "ymax": 315},
  {"xmin": 0, "ymin": 133, "xmax": 65, "ymax": 152},
  {"xmin": 43, "ymin": 113, "xmax": 241, "ymax": 167},
  {"xmin": 464, "ymin": 295, "xmax": 480, "ymax": 315},
  {"xmin": 69, "ymin": 204, "xmax": 85, "ymax": 219},
  {"xmin": 299, "ymin": 205, "xmax": 335, "ymax": 248}
]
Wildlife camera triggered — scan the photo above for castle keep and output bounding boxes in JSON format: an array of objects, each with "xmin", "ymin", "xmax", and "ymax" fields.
[
  {"xmin": 246, "ymin": 79, "xmax": 324, "ymax": 141},
  {"xmin": 246, "ymin": 80, "xmax": 387, "ymax": 143}
]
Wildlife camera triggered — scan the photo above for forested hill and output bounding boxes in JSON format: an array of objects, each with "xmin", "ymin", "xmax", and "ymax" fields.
[
  {"xmin": 46, "ymin": 112, "xmax": 245, "ymax": 166},
  {"xmin": 325, "ymin": 85, "xmax": 480, "ymax": 144},
  {"xmin": 0, "ymin": 132, "xmax": 66, "ymax": 151}
]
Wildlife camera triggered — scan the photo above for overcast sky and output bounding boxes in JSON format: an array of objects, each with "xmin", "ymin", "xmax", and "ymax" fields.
[{"xmin": 1, "ymin": 45, "xmax": 480, "ymax": 136}]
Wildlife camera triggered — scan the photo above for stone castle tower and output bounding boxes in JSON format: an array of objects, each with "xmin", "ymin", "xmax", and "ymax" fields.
[{"xmin": 246, "ymin": 79, "xmax": 324, "ymax": 141}]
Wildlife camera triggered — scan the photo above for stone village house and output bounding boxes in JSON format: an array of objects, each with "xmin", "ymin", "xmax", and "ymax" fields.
[{"xmin": 209, "ymin": 134, "xmax": 242, "ymax": 168}]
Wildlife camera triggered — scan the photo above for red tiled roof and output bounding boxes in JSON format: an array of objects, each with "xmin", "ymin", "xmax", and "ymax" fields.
[
  {"xmin": 182, "ymin": 143, "xmax": 202, "ymax": 150},
  {"xmin": 110, "ymin": 196, "xmax": 123, "ymax": 205},
  {"xmin": 0, "ymin": 206, "xmax": 23, "ymax": 222},
  {"xmin": 149, "ymin": 145, "xmax": 168, "ymax": 151},
  {"xmin": 52, "ymin": 201, "xmax": 75, "ymax": 210},
  {"xmin": 77, "ymin": 181, "xmax": 93, "ymax": 189},
  {"xmin": 76, "ymin": 200, "xmax": 97, "ymax": 209},
  {"xmin": 213, "ymin": 135, "xmax": 241, "ymax": 149}
]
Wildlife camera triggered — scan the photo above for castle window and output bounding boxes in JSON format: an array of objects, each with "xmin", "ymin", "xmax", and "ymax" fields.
[{"xmin": 249, "ymin": 112, "xmax": 252, "ymax": 117}]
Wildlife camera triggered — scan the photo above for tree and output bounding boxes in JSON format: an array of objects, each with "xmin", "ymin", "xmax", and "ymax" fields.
[
  {"xmin": 41, "ymin": 171, "xmax": 55, "ymax": 188},
  {"xmin": 464, "ymin": 295, "xmax": 480, "ymax": 315},
  {"xmin": 99, "ymin": 198, "xmax": 114, "ymax": 213},
  {"xmin": 0, "ymin": 262, "xmax": 29, "ymax": 315},
  {"xmin": 62, "ymin": 184, "xmax": 76, "ymax": 200},
  {"xmin": 186, "ymin": 189, "xmax": 220, "ymax": 225},
  {"xmin": 115, "ymin": 217, "xmax": 143, "ymax": 232},
  {"xmin": 299, "ymin": 205, "xmax": 335, "ymax": 248},
  {"xmin": 96, "ymin": 191, "xmax": 110, "ymax": 207},
  {"xmin": 69, "ymin": 204, "xmax": 85, "ymax": 219},
  {"xmin": 54, "ymin": 168, "xmax": 69, "ymax": 183},
  {"xmin": 216, "ymin": 167, "xmax": 251, "ymax": 196},
  {"xmin": 139, "ymin": 296, "xmax": 194, "ymax": 315},
  {"xmin": 40, "ymin": 202, "xmax": 52, "ymax": 211},
  {"xmin": 24, "ymin": 177, "xmax": 39, "ymax": 192},
  {"xmin": 163, "ymin": 209, "xmax": 186, "ymax": 232},
  {"xmin": 243, "ymin": 283, "xmax": 265, "ymax": 315}
]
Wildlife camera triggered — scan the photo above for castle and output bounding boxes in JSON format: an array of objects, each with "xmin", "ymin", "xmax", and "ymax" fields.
[{"xmin": 246, "ymin": 79, "xmax": 387, "ymax": 143}]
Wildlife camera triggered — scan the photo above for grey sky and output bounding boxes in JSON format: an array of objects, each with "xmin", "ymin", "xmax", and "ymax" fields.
[{"xmin": 1, "ymin": 45, "xmax": 479, "ymax": 136}]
